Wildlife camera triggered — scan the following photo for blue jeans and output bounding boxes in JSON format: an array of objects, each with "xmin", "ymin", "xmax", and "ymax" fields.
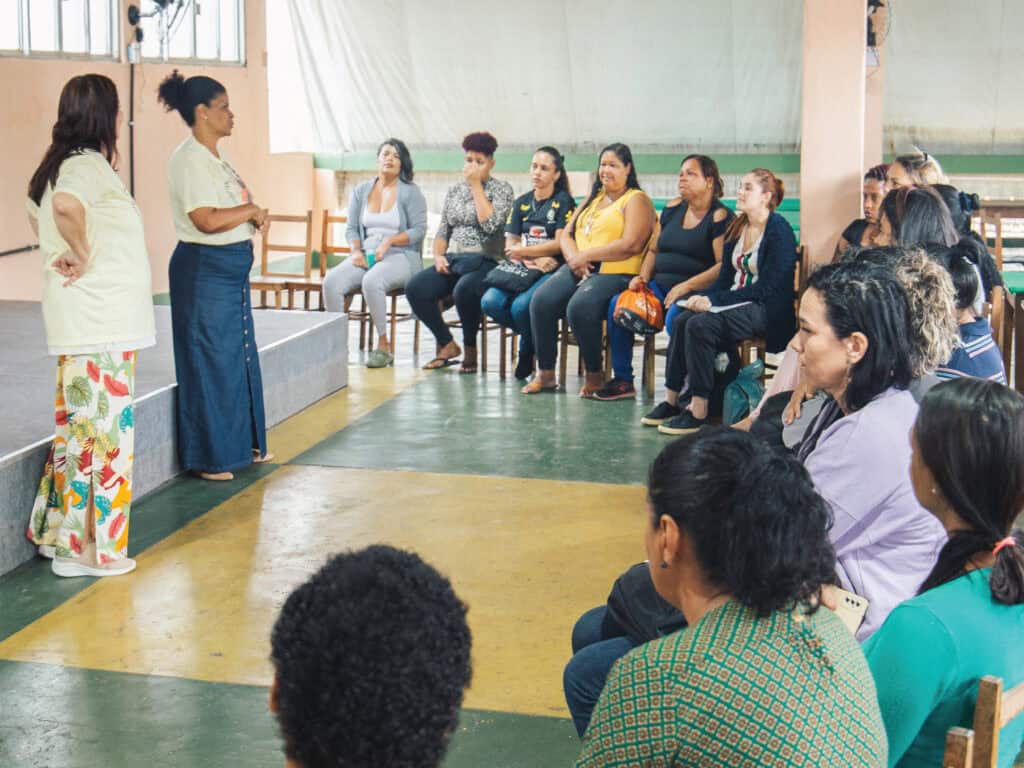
[
  {"xmin": 606, "ymin": 281, "xmax": 668, "ymax": 381},
  {"xmin": 563, "ymin": 606, "xmax": 639, "ymax": 737},
  {"xmin": 480, "ymin": 272, "xmax": 554, "ymax": 358}
]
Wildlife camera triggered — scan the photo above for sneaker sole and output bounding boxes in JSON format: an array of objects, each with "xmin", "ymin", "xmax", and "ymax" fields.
[
  {"xmin": 657, "ymin": 423, "xmax": 703, "ymax": 436},
  {"xmin": 592, "ymin": 392, "xmax": 636, "ymax": 401},
  {"xmin": 52, "ymin": 558, "xmax": 137, "ymax": 578},
  {"xmin": 640, "ymin": 416, "xmax": 671, "ymax": 426},
  {"xmin": 37, "ymin": 545, "xmax": 56, "ymax": 559}
]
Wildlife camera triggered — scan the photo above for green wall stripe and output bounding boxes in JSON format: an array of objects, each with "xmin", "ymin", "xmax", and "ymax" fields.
[
  {"xmin": 316, "ymin": 152, "xmax": 1024, "ymax": 176},
  {"xmin": 315, "ymin": 152, "xmax": 800, "ymax": 175}
]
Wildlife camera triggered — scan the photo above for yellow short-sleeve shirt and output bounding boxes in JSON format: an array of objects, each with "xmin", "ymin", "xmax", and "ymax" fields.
[
  {"xmin": 34, "ymin": 150, "xmax": 155, "ymax": 354},
  {"xmin": 167, "ymin": 136, "xmax": 255, "ymax": 245},
  {"xmin": 573, "ymin": 188, "xmax": 649, "ymax": 275}
]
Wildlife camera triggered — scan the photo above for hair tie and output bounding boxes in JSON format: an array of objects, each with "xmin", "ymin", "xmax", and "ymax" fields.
[{"xmin": 993, "ymin": 536, "xmax": 1017, "ymax": 556}]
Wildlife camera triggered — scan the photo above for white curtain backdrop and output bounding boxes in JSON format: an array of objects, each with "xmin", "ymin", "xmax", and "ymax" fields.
[
  {"xmin": 277, "ymin": 0, "xmax": 804, "ymax": 153},
  {"xmin": 269, "ymin": 0, "xmax": 1024, "ymax": 156}
]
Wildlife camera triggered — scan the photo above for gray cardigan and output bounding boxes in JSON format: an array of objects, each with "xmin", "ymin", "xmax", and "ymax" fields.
[{"xmin": 345, "ymin": 178, "xmax": 427, "ymax": 257}]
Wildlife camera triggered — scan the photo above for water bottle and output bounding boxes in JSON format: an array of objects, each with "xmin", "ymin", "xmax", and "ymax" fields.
[{"xmin": 366, "ymin": 251, "xmax": 376, "ymax": 268}]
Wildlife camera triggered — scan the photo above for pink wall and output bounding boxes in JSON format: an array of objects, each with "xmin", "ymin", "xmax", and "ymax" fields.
[
  {"xmin": 0, "ymin": 0, "xmax": 313, "ymax": 300},
  {"xmin": 800, "ymin": 0, "xmax": 867, "ymax": 264}
]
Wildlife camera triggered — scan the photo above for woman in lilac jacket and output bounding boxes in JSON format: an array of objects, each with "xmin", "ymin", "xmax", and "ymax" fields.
[{"xmin": 794, "ymin": 259, "xmax": 947, "ymax": 638}]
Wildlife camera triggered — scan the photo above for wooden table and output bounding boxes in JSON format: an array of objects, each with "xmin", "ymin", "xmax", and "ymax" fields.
[{"xmin": 1001, "ymin": 271, "xmax": 1024, "ymax": 392}]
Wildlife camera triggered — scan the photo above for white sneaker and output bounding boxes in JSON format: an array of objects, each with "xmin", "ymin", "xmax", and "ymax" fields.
[
  {"xmin": 51, "ymin": 556, "xmax": 137, "ymax": 578},
  {"xmin": 37, "ymin": 545, "xmax": 56, "ymax": 559}
]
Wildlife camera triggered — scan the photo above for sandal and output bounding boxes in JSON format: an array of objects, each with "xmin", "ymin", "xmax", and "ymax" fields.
[
  {"xmin": 579, "ymin": 384, "xmax": 603, "ymax": 400},
  {"xmin": 423, "ymin": 356, "xmax": 460, "ymax": 370},
  {"xmin": 459, "ymin": 364, "xmax": 478, "ymax": 374},
  {"xmin": 521, "ymin": 378, "xmax": 559, "ymax": 394}
]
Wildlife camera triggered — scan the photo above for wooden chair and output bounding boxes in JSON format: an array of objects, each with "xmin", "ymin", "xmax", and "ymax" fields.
[
  {"xmin": 253, "ymin": 211, "xmax": 314, "ymax": 309},
  {"xmin": 499, "ymin": 327, "xmax": 519, "ymax": 379},
  {"xmin": 943, "ymin": 675, "xmax": 1024, "ymax": 768},
  {"xmin": 738, "ymin": 244, "xmax": 809, "ymax": 372},
  {"xmin": 981, "ymin": 286, "xmax": 1009, "ymax": 374},
  {"xmin": 282, "ymin": 210, "xmax": 344, "ymax": 311},
  {"xmin": 978, "ymin": 212, "xmax": 1004, "ymax": 271},
  {"xmin": 441, "ymin": 303, "xmax": 494, "ymax": 372}
]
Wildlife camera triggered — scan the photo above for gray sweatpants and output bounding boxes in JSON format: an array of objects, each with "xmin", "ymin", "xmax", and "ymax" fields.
[{"xmin": 322, "ymin": 251, "xmax": 422, "ymax": 336}]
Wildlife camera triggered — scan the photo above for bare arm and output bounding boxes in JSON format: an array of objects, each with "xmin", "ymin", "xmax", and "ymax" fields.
[
  {"xmin": 51, "ymin": 192, "xmax": 90, "ymax": 285},
  {"xmin": 468, "ymin": 180, "xmax": 494, "ymax": 225},
  {"xmin": 580, "ymin": 195, "xmax": 655, "ymax": 263},
  {"xmin": 188, "ymin": 203, "xmax": 263, "ymax": 235},
  {"xmin": 663, "ymin": 208, "xmax": 728, "ymax": 304},
  {"xmin": 507, "ymin": 230, "xmax": 565, "ymax": 260}
]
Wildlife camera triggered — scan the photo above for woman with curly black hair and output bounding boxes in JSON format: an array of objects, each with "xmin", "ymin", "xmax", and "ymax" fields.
[
  {"xmin": 576, "ymin": 429, "xmax": 886, "ymax": 766},
  {"xmin": 405, "ymin": 131, "xmax": 515, "ymax": 373},
  {"xmin": 270, "ymin": 545, "xmax": 472, "ymax": 768},
  {"xmin": 793, "ymin": 259, "xmax": 947, "ymax": 638},
  {"xmin": 865, "ymin": 378, "xmax": 1024, "ymax": 768}
]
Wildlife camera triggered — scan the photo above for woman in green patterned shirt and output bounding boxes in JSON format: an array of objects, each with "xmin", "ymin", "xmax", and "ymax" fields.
[{"xmin": 577, "ymin": 429, "xmax": 887, "ymax": 767}]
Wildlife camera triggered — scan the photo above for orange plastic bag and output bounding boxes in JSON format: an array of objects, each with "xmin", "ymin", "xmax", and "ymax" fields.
[{"xmin": 613, "ymin": 286, "xmax": 665, "ymax": 336}]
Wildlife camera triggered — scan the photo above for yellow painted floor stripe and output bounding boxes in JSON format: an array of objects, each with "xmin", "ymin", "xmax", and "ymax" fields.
[
  {"xmin": 265, "ymin": 363, "xmax": 424, "ymax": 464},
  {"xmin": 0, "ymin": 466, "xmax": 644, "ymax": 718}
]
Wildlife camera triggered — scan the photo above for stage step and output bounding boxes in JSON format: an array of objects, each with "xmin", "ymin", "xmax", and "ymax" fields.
[{"xmin": 0, "ymin": 303, "xmax": 347, "ymax": 576}]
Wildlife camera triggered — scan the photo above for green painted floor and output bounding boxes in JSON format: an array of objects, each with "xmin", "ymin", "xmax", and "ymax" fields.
[{"xmin": 0, "ymin": 315, "xmax": 653, "ymax": 767}]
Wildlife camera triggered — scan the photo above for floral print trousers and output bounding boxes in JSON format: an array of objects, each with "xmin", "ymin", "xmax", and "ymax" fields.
[{"xmin": 27, "ymin": 352, "xmax": 136, "ymax": 563}]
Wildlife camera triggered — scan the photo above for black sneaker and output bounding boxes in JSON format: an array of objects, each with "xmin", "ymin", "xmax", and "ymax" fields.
[
  {"xmin": 514, "ymin": 353, "xmax": 535, "ymax": 381},
  {"xmin": 592, "ymin": 378, "xmax": 636, "ymax": 401},
  {"xmin": 657, "ymin": 411, "xmax": 708, "ymax": 435},
  {"xmin": 641, "ymin": 401, "xmax": 681, "ymax": 426}
]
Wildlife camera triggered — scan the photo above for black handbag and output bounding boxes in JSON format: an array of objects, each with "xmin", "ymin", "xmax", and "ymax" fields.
[
  {"xmin": 605, "ymin": 562, "xmax": 687, "ymax": 645},
  {"xmin": 447, "ymin": 252, "xmax": 485, "ymax": 276},
  {"xmin": 482, "ymin": 260, "xmax": 546, "ymax": 294}
]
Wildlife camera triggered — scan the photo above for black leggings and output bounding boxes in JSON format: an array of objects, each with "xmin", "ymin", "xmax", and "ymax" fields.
[
  {"xmin": 529, "ymin": 265, "xmax": 631, "ymax": 372},
  {"xmin": 664, "ymin": 303, "xmax": 767, "ymax": 397},
  {"xmin": 405, "ymin": 258, "xmax": 495, "ymax": 349}
]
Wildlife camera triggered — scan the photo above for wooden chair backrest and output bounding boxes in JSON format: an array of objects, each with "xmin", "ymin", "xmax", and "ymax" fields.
[
  {"xmin": 971, "ymin": 675, "xmax": 1024, "ymax": 768},
  {"xmin": 943, "ymin": 727, "xmax": 975, "ymax": 768},
  {"xmin": 259, "ymin": 211, "xmax": 313, "ymax": 278},
  {"xmin": 320, "ymin": 210, "xmax": 351, "ymax": 278},
  {"xmin": 978, "ymin": 212, "xmax": 1004, "ymax": 271},
  {"xmin": 982, "ymin": 286, "xmax": 1005, "ymax": 352}
]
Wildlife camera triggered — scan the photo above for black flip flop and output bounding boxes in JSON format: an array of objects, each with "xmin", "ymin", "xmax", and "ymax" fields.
[{"xmin": 423, "ymin": 357, "xmax": 460, "ymax": 370}]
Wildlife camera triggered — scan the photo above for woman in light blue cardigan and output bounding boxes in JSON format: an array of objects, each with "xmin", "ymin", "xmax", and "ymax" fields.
[{"xmin": 323, "ymin": 138, "xmax": 427, "ymax": 367}]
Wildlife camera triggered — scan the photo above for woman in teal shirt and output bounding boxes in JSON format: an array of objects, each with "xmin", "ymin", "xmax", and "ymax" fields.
[{"xmin": 865, "ymin": 377, "xmax": 1024, "ymax": 767}]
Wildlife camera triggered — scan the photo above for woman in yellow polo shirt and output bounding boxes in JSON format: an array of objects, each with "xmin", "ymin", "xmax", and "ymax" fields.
[
  {"xmin": 158, "ymin": 70, "xmax": 271, "ymax": 481},
  {"xmin": 525, "ymin": 143, "xmax": 654, "ymax": 396},
  {"xmin": 25, "ymin": 74, "xmax": 155, "ymax": 578}
]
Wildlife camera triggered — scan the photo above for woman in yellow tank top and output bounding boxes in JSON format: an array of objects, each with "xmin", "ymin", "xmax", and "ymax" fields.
[{"xmin": 524, "ymin": 144, "xmax": 654, "ymax": 397}]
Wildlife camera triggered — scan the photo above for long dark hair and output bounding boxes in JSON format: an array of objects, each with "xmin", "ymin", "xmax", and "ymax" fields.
[
  {"xmin": 157, "ymin": 69, "xmax": 225, "ymax": 127},
  {"xmin": 569, "ymin": 143, "xmax": 641, "ymax": 237},
  {"xmin": 880, "ymin": 186, "xmax": 958, "ymax": 248},
  {"xmin": 648, "ymin": 428, "xmax": 836, "ymax": 617},
  {"xmin": 378, "ymin": 138, "xmax": 414, "ymax": 183},
  {"xmin": 934, "ymin": 241, "xmax": 981, "ymax": 311},
  {"xmin": 916, "ymin": 379, "xmax": 1024, "ymax": 604},
  {"xmin": 680, "ymin": 154, "xmax": 724, "ymax": 198},
  {"xmin": 28, "ymin": 74, "xmax": 120, "ymax": 205},
  {"xmin": 535, "ymin": 145, "xmax": 571, "ymax": 197},
  {"xmin": 805, "ymin": 259, "xmax": 915, "ymax": 412}
]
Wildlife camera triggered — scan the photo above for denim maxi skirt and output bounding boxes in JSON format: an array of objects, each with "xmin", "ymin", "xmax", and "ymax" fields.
[{"xmin": 168, "ymin": 240, "xmax": 268, "ymax": 473}]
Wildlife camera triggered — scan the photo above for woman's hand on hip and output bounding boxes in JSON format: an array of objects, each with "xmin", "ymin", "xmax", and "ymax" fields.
[{"xmin": 53, "ymin": 250, "xmax": 88, "ymax": 286}]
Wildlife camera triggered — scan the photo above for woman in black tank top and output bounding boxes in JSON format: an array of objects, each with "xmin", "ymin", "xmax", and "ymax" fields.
[
  {"xmin": 834, "ymin": 164, "xmax": 888, "ymax": 259},
  {"xmin": 599, "ymin": 155, "xmax": 734, "ymax": 400}
]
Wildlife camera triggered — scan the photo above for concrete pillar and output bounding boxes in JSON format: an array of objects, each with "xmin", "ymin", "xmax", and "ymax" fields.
[{"xmin": 800, "ymin": 0, "xmax": 867, "ymax": 264}]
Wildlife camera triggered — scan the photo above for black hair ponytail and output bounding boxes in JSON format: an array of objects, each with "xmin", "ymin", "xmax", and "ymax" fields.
[
  {"xmin": 157, "ymin": 69, "xmax": 226, "ymax": 127},
  {"xmin": 916, "ymin": 379, "xmax": 1024, "ymax": 605}
]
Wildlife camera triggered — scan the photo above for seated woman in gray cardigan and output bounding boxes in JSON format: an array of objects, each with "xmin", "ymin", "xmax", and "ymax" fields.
[{"xmin": 322, "ymin": 138, "xmax": 427, "ymax": 368}]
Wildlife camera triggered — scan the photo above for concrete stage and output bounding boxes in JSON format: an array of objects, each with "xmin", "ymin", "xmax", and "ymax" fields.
[{"xmin": 0, "ymin": 301, "xmax": 348, "ymax": 575}]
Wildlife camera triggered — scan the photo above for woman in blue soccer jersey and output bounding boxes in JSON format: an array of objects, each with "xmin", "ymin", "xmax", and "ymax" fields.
[{"xmin": 481, "ymin": 146, "xmax": 574, "ymax": 380}]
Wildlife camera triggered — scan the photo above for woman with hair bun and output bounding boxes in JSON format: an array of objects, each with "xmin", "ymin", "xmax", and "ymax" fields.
[
  {"xmin": 576, "ymin": 429, "xmax": 886, "ymax": 766},
  {"xmin": 887, "ymin": 147, "xmax": 947, "ymax": 190},
  {"xmin": 865, "ymin": 378, "xmax": 1024, "ymax": 767},
  {"xmin": 158, "ymin": 69, "xmax": 271, "ymax": 481},
  {"xmin": 405, "ymin": 131, "xmax": 515, "ymax": 373},
  {"xmin": 646, "ymin": 168, "xmax": 797, "ymax": 434}
]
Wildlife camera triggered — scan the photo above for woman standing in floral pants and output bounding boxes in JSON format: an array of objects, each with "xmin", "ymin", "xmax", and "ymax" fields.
[{"xmin": 25, "ymin": 74, "xmax": 155, "ymax": 578}]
